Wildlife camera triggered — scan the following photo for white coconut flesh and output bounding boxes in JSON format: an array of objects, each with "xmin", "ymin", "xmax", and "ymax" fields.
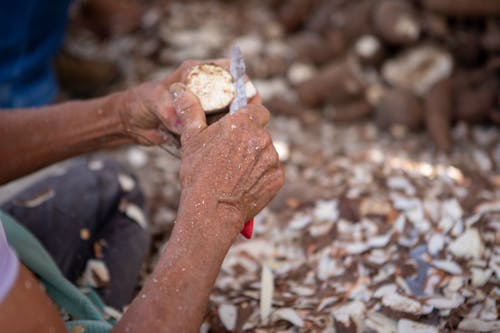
[{"xmin": 186, "ymin": 63, "xmax": 257, "ymax": 114}]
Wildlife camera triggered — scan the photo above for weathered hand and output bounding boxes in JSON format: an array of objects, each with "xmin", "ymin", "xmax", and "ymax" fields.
[
  {"xmin": 117, "ymin": 59, "xmax": 233, "ymax": 147},
  {"xmin": 172, "ymin": 83, "xmax": 284, "ymax": 238}
]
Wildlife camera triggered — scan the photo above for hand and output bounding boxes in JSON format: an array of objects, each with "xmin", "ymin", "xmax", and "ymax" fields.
[
  {"xmin": 117, "ymin": 59, "xmax": 232, "ymax": 147},
  {"xmin": 171, "ymin": 83, "xmax": 284, "ymax": 238}
]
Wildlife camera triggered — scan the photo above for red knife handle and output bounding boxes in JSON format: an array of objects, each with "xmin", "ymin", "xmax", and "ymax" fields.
[{"xmin": 240, "ymin": 218, "xmax": 254, "ymax": 239}]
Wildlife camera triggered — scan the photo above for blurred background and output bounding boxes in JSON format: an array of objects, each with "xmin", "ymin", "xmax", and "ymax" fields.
[{"xmin": 7, "ymin": 0, "xmax": 500, "ymax": 331}]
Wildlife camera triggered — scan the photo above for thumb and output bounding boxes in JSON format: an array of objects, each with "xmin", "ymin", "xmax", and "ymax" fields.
[{"xmin": 169, "ymin": 83, "xmax": 207, "ymax": 145}]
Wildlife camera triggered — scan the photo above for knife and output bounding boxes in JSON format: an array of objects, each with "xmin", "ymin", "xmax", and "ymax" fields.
[{"xmin": 230, "ymin": 44, "xmax": 254, "ymax": 239}]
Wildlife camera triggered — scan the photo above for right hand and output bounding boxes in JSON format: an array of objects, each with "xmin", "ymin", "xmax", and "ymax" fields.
[{"xmin": 171, "ymin": 83, "xmax": 284, "ymax": 239}]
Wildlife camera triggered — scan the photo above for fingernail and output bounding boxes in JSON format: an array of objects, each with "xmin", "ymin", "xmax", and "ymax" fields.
[{"xmin": 169, "ymin": 83, "xmax": 185, "ymax": 100}]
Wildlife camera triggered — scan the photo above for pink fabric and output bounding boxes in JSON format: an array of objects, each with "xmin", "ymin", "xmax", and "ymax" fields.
[{"xmin": 0, "ymin": 218, "xmax": 18, "ymax": 303}]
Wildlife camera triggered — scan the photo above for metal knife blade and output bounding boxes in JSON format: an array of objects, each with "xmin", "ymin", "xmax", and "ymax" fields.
[
  {"xmin": 229, "ymin": 44, "xmax": 247, "ymax": 114},
  {"xmin": 229, "ymin": 44, "xmax": 254, "ymax": 239}
]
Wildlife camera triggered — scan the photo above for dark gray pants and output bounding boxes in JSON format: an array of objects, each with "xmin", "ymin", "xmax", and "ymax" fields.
[{"xmin": 1, "ymin": 158, "xmax": 150, "ymax": 310}]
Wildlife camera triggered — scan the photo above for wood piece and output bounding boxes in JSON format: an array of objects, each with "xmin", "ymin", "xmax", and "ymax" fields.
[
  {"xmin": 375, "ymin": 88, "xmax": 423, "ymax": 131},
  {"xmin": 296, "ymin": 62, "xmax": 364, "ymax": 107},
  {"xmin": 373, "ymin": 0, "xmax": 420, "ymax": 46},
  {"xmin": 423, "ymin": 0, "xmax": 500, "ymax": 17},
  {"xmin": 424, "ymin": 79, "xmax": 453, "ymax": 151},
  {"xmin": 324, "ymin": 100, "xmax": 373, "ymax": 122}
]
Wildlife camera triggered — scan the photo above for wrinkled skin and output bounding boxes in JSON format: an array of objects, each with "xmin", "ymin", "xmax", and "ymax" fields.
[
  {"xmin": 118, "ymin": 59, "xmax": 232, "ymax": 146},
  {"xmin": 172, "ymin": 83, "xmax": 284, "ymax": 236},
  {"xmin": 112, "ymin": 81, "xmax": 284, "ymax": 333},
  {"xmin": 0, "ymin": 57, "xmax": 284, "ymax": 333}
]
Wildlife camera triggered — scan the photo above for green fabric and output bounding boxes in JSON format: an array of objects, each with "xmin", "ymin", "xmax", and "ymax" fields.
[{"xmin": 0, "ymin": 210, "xmax": 113, "ymax": 332}]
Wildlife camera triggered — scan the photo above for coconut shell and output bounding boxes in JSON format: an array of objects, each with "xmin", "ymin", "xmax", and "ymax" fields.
[{"xmin": 186, "ymin": 64, "xmax": 257, "ymax": 114}]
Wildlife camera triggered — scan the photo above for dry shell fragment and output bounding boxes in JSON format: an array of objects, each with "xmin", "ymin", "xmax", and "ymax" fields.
[
  {"xmin": 397, "ymin": 319, "xmax": 438, "ymax": 333},
  {"xmin": 118, "ymin": 173, "xmax": 135, "ymax": 192},
  {"xmin": 427, "ymin": 233, "xmax": 445, "ymax": 256},
  {"xmin": 382, "ymin": 293, "xmax": 422, "ymax": 315},
  {"xmin": 448, "ymin": 228, "xmax": 484, "ymax": 259},
  {"xmin": 366, "ymin": 312, "xmax": 397, "ymax": 333},
  {"xmin": 272, "ymin": 308, "xmax": 304, "ymax": 327},
  {"xmin": 260, "ymin": 264, "xmax": 274, "ymax": 324},
  {"xmin": 374, "ymin": 284, "xmax": 398, "ymax": 299},
  {"xmin": 425, "ymin": 294, "xmax": 464, "ymax": 309},
  {"xmin": 332, "ymin": 301, "xmax": 366, "ymax": 327},
  {"xmin": 480, "ymin": 297, "xmax": 498, "ymax": 321},
  {"xmin": 120, "ymin": 202, "xmax": 148, "ymax": 229},
  {"xmin": 471, "ymin": 268, "xmax": 493, "ymax": 287},
  {"xmin": 313, "ymin": 200, "xmax": 338, "ymax": 222},
  {"xmin": 218, "ymin": 304, "xmax": 237, "ymax": 331},
  {"xmin": 431, "ymin": 259, "xmax": 462, "ymax": 274},
  {"xmin": 81, "ymin": 259, "xmax": 110, "ymax": 288}
]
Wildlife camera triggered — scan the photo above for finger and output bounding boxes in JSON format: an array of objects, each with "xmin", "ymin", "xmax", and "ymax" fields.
[
  {"xmin": 246, "ymin": 167, "xmax": 285, "ymax": 221},
  {"xmin": 242, "ymin": 104, "xmax": 270, "ymax": 127},
  {"xmin": 170, "ymin": 83, "xmax": 207, "ymax": 145}
]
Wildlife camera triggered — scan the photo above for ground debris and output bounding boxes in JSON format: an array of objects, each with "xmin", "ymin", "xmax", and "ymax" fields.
[{"xmin": 60, "ymin": 1, "xmax": 500, "ymax": 331}]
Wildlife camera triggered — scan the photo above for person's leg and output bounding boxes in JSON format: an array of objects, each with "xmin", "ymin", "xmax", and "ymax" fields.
[{"xmin": 1, "ymin": 158, "xmax": 150, "ymax": 309}]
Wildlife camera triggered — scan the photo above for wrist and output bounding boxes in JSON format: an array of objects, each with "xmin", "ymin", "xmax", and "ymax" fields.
[{"xmin": 106, "ymin": 90, "xmax": 135, "ymax": 142}]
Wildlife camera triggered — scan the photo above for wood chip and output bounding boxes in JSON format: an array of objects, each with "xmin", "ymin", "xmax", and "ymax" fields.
[
  {"xmin": 397, "ymin": 319, "xmax": 438, "ymax": 333},
  {"xmin": 366, "ymin": 312, "xmax": 397, "ymax": 333},
  {"xmin": 117, "ymin": 173, "xmax": 135, "ymax": 192},
  {"xmin": 80, "ymin": 259, "xmax": 110, "ymax": 288},
  {"xmin": 430, "ymin": 259, "xmax": 462, "ymax": 275},
  {"xmin": 218, "ymin": 304, "xmax": 237, "ymax": 331},
  {"xmin": 120, "ymin": 201, "xmax": 147, "ymax": 229},
  {"xmin": 458, "ymin": 319, "xmax": 500, "ymax": 331},
  {"xmin": 425, "ymin": 294, "xmax": 464, "ymax": 309},
  {"xmin": 382, "ymin": 293, "xmax": 422, "ymax": 315},
  {"xmin": 260, "ymin": 264, "xmax": 274, "ymax": 324},
  {"xmin": 448, "ymin": 228, "xmax": 485, "ymax": 259},
  {"xmin": 313, "ymin": 200, "xmax": 339, "ymax": 222},
  {"xmin": 272, "ymin": 308, "xmax": 304, "ymax": 327}
]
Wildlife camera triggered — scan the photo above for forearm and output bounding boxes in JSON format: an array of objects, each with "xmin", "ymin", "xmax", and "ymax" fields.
[
  {"xmin": 112, "ymin": 199, "xmax": 238, "ymax": 333},
  {"xmin": 0, "ymin": 93, "xmax": 130, "ymax": 184},
  {"xmin": 0, "ymin": 264, "xmax": 66, "ymax": 333}
]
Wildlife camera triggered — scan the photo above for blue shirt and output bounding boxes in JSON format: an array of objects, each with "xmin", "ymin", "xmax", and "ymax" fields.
[{"xmin": 0, "ymin": 0, "xmax": 71, "ymax": 108}]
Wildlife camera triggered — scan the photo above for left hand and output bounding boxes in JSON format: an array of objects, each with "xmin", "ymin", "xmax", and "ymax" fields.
[{"xmin": 117, "ymin": 59, "xmax": 233, "ymax": 147}]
